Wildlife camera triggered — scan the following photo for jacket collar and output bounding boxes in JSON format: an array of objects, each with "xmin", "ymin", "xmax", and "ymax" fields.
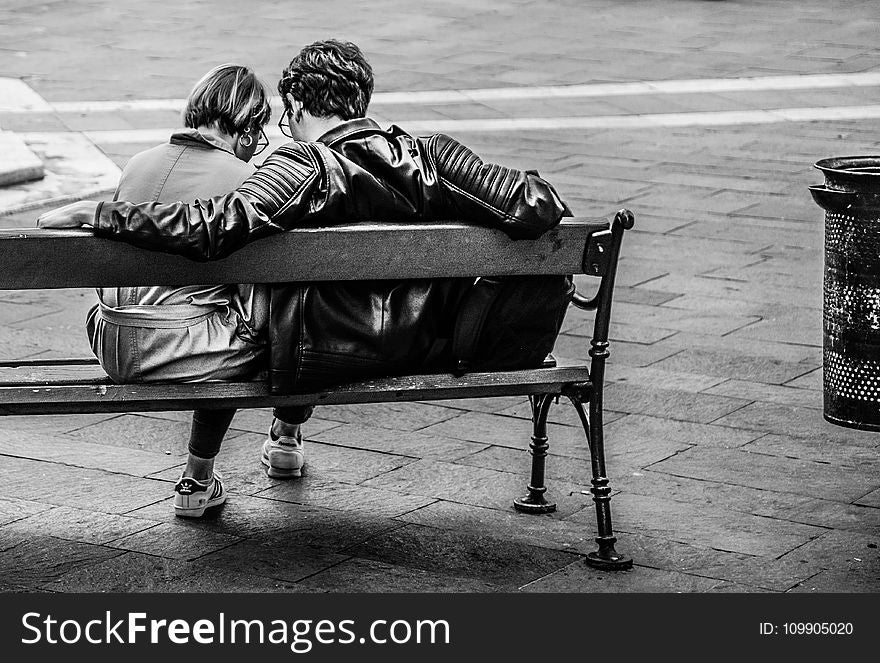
[
  {"xmin": 170, "ymin": 128, "xmax": 236, "ymax": 155},
  {"xmin": 316, "ymin": 118, "xmax": 382, "ymax": 147}
]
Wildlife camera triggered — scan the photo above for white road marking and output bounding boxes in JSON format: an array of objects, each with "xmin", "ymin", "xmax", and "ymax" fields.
[
  {"xmin": 402, "ymin": 105, "xmax": 880, "ymax": 132},
  {"xmin": 20, "ymin": 104, "xmax": 879, "ymax": 145},
  {"xmin": 371, "ymin": 71, "xmax": 880, "ymax": 104},
  {"xmin": 6, "ymin": 71, "xmax": 880, "ymax": 114}
]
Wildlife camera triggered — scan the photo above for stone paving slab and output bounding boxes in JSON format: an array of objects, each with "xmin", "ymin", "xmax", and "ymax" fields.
[
  {"xmin": 456, "ymin": 431, "xmax": 689, "ymax": 483},
  {"xmin": 259, "ymin": 478, "xmax": 436, "ymax": 519},
  {"xmin": 454, "ymin": 446, "xmax": 595, "ymax": 486},
  {"xmin": 227, "ymin": 408, "xmax": 342, "ymax": 437},
  {"xmin": 0, "ymin": 429, "xmax": 183, "ymax": 476},
  {"xmin": 109, "ymin": 522, "xmax": 243, "ymax": 562},
  {"xmin": 359, "ymin": 458, "xmax": 592, "ymax": 517},
  {"xmin": 655, "ymin": 329, "xmax": 821, "ymax": 363},
  {"xmin": 743, "ymin": 433, "xmax": 880, "ymax": 470},
  {"xmin": 311, "ymin": 402, "xmax": 464, "ymax": 431},
  {"xmin": 779, "ymin": 528, "xmax": 880, "ymax": 567},
  {"xmin": 416, "ymin": 394, "xmax": 527, "ymax": 414},
  {"xmin": 294, "ymin": 557, "xmax": 504, "ymax": 593},
  {"xmin": 0, "ymin": 414, "xmax": 119, "ymax": 439},
  {"xmin": 0, "ymin": 534, "xmax": 123, "ymax": 587},
  {"xmin": 64, "ymin": 413, "xmax": 244, "ymax": 456},
  {"xmin": 342, "ymin": 522, "xmax": 582, "ymax": 589},
  {"xmin": 3, "ymin": 505, "xmax": 158, "ymax": 545},
  {"xmin": 519, "ymin": 559, "xmax": 725, "ymax": 593},
  {"xmin": 40, "ymin": 550, "xmax": 304, "ymax": 593},
  {"xmin": 712, "ymin": 402, "xmax": 880, "ymax": 443},
  {"xmin": 312, "ymin": 422, "xmax": 491, "ymax": 461},
  {"xmin": 480, "ymin": 396, "xmax": 628, "ymax": 429},
  {"xmin": 196, "ymin": 540, "xmax": 350, "ymax": 584},
  {"xmin": 789, "ymin": 565, "xmax": 880, "ymax": 593},
  {"xmin": 0, "ymin": 322, "xmax": 94, "ymax": 360},
  {"xmin": 570, "ymin": 491, "xmax": 825, "ymax": 558},
  {"xmin": 604, "ymin": 413, "xmax": 762, "ymax": 451},
  {"xmin": 398, "ymin": 500, "xmax": 596, "ymax": 555},
  {"xmin": 603, "ymin": 365, "xmax": 728, "ymax": 393},
  {"xmin": 0, "ymin": 496, "xmax": 54, "ymax": 526},
  {"xmin": 602, "ymin": 382, "xmax": 751, "ymax": 424},
  {"xmin": 614, "ymin": 470, "xmax": 880, "ymax": 537},
  {"xmin": 0, "ymin": 456, "xmax": 171, "ymax": 513},
  {"xmin": 610, "ymin": 531, "xmax": 826, "ymax": 592},
  {"xmin": 702, "ymin": 380, "xmax": 821, "ymax": 410},
  {"xmin": 417, "ymin": 410, "xmax": 596, "ymax": 459},
  {"xmin": 649, "ymin": 447, "xmax": 878, "ymax": 503},
  {"xmin": 857, "ymin": 489, "xmax": 880, "ymax": 509},
  {"xmin": 127, "ymin": 494, "xmax": 404, "ymax": 552},
  {"xmin": 648, "ymin": 348, "xmax": 818, "ymax": 385}
]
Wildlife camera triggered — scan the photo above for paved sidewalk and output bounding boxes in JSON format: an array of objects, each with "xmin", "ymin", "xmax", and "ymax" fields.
[{"xmin": 0, "ymin": 0, "xmax": 878, "ymax": 593}]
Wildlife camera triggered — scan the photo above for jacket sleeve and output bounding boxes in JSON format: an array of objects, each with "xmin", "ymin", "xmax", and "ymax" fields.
[
  {"xmin": 92, "ymin": 142, "xmax": 325, "ymax": 261},
  {"xmin": 425, "ymin": 133, "xmax": 571, "ymax": 239}
]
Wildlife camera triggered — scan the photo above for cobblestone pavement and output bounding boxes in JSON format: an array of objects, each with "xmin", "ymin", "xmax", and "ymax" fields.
[{"xmin": 0, "ymin": 0, "xmax": 879, "ymax": 593}]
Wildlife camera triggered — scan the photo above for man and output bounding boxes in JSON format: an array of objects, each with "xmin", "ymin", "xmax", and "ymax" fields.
[{"xmin": 39, "ymin": 39, "xmax": 572, "ymax": 485}]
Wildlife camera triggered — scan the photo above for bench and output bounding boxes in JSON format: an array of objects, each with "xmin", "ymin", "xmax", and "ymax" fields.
[{"xmin": 0, "ymin": 209, "xmax": 635, "ymax": 570}]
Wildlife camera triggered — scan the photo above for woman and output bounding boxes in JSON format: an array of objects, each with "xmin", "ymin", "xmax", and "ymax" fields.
[{"xmin": 90, "ymin": 64, "xmax": 311, "ymax": 518}]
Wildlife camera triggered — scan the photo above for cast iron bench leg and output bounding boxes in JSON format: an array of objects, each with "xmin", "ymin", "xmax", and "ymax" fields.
[
  {"xmin": 565, "ymin": 384, "xmax": 632, "ymax": 570},
  {"xmin": 513, "ymin": 393, "xmax": 557, "ymax": 514}
]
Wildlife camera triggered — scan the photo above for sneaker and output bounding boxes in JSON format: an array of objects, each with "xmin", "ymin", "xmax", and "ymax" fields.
[
  {"xmin": 173, "ymin": 472, "xmax": 227, "ymax": 518},
  {"xmin": 261, "ymin": 431, "xmax": 305, "ymax": 478}
]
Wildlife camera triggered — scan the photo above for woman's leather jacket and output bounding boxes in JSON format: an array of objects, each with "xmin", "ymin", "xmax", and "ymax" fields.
[{"xmin": 93, "ymin": 119, "xmax": 571, "ymax": 391}]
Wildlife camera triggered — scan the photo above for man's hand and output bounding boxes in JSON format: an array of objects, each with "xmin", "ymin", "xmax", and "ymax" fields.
[{"xmin": 36, "ymin": 201, "xmax": 100, "ymax": 228}]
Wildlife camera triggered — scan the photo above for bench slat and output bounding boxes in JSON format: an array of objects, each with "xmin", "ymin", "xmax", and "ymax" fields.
[
  {"xmin": 0, "ymin": 218, "xmax": 607, "ymax": 289},
  {"xmin": 0, "ymin": 363, "xmax": 107, "ymax": 385},
  {"xmin": 0, "ymin": 363, "xmax": 591, "ymax": 415}
]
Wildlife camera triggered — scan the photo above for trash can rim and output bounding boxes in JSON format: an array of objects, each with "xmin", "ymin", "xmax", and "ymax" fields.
[{"xmin": 815, "ymin": 155, "xmax": 880, "ymax": 175}]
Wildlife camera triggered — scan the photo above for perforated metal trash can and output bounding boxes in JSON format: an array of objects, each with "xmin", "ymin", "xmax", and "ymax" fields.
[{"xmin": 810, "ymin": 156, "xmax": 880, "ymax": 431}]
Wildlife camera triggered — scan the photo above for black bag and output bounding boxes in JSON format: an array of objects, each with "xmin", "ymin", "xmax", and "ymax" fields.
[{"xmin": 451, "ymin": 274, "xmax": 575, "ymax": 373}]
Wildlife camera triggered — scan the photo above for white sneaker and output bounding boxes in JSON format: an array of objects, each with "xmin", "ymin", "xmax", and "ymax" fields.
[
  {"xmin": 173, "ymin": 472, "xmax": 227, "ymax": 518},
  {"xmin": 261, "ymin": 430, "xmax": 305, "ymax": 478}
]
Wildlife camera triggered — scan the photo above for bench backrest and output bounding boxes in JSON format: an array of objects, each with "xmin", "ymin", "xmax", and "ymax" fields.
[{"xmin": 0, "ymin": 217, "xmax": 613, "ymax": 289}]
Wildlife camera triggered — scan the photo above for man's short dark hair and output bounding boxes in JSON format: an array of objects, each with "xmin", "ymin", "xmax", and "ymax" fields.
[{"xmin": 278, "ymin": 40, "xmax": 374, "ymax": 120}]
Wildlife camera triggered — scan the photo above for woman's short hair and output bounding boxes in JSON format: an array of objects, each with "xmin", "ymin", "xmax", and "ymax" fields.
[
  {"xmin": 278, "ymin": 40, "xmax": 374, "ymax": 120},
  {"xmin": 183, "ymin": 64, "xmax": 272, "ymax": 135}
]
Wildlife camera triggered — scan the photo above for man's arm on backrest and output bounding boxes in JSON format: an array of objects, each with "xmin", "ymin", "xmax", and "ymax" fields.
[
  {"xmin": 424, "ymin": 134, "xmax": 571, "ymax": 239},
  {"xmin": 91, "ymin": 142, "xmax": 323, "ymax": 261}
]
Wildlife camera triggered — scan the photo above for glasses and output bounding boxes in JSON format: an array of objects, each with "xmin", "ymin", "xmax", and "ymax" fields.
[
  {"xmin": 253, "ymin": 129, "xmax": 269, "ymax": 156},
  {"xmin": 278, "ymin": 107, "xmax": 294, "ymax": 139}
]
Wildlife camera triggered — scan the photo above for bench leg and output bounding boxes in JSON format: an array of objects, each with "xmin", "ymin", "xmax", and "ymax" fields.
[
  {"xmin": 565, "ymin": 385, "xmax": 633, "ymax": 570},
  {"xmin": 513, "ymin": 393, "xmax": 557, "ymax": 514}
]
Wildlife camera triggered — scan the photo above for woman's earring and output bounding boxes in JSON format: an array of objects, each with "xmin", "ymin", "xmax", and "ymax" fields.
[{"xmin": 240, "ymin": 134, "xmax": 253, "ymax": 147}]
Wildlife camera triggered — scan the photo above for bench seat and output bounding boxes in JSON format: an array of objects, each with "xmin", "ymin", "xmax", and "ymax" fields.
[{"xmin": 0, "ymin": 358, "xmax": 590, "ymax": 415}]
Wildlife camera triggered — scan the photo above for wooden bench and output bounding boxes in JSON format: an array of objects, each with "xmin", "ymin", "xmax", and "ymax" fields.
[{"xmin": 0, "ymin": 209, "xmax": 635, "ymax": 570}]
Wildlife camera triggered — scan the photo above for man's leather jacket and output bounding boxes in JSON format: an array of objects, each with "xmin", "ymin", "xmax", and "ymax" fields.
[{"xmin": 94, "ymin": 118, "xmax": 571, "ymax": 391}]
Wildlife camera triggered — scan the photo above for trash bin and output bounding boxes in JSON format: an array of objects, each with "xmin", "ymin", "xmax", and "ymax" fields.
[{"xmin": 810, "ymin": 156, "xmax": 880, "ymax": 431}]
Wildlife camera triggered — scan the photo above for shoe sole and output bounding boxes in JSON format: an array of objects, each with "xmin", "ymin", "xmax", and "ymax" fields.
[{"xmin": 261, "ymin": 454, "xmax": 303, "ymax": 478}]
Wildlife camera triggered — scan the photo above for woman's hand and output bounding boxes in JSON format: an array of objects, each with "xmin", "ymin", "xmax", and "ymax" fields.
[{"xmin": 37, "ymin": 201, "xmax": 100, "ymax": 228}]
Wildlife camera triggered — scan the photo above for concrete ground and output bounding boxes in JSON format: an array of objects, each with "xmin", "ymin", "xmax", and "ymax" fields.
[{"xmin": 0, "ymin": 0, "xmax": 878, "ymax": 593}]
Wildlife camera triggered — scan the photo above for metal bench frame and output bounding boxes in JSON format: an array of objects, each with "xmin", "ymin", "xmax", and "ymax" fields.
[{"xmin": 0, "ymin": 210, "xmax": 635, "ymax": 570}]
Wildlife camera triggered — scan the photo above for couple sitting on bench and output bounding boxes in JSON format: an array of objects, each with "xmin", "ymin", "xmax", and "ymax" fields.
[{"xmin": 38, "ymin": 40, "xmax": 573, "ymax": 519}]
